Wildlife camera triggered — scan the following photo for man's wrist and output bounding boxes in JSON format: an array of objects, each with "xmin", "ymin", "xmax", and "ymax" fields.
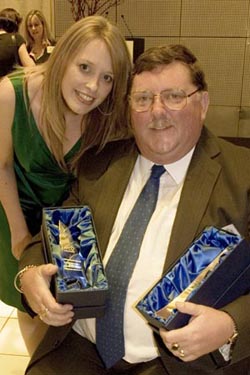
[
  {"xmin": 219, "ymin": 313, "xmax": 238, "ymax": 362},
  {"xmin": 226, "ymin": 318, "xmax": 238, "ymax": 345}
]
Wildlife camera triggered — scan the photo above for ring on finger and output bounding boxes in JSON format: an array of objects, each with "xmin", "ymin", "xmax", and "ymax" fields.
[
  {"xmin": 171, "ymin": 343, "xmax": 180, "ymax": 351},
  {"xmin": 179, "ymin": 349, "xmax": 185, "ymax": 358},
  {"xmin": 39, "ymin": 307, "xmax": 49, "ymax": 320}
]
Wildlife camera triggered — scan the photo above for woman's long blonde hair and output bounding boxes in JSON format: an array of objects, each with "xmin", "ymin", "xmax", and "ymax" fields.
[{"xmin": 23, "ymin": 15, "xmax": 132, "ymax": 170}]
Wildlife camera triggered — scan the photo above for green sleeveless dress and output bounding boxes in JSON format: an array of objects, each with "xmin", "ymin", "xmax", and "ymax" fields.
[{"xmin": 0, "ymin": 75, "xmax": 81, "ymax": 310}]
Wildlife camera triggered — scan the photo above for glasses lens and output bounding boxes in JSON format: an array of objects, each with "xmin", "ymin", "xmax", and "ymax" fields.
[
  {"xmin": 161, "ymin": 90, "xmax": 186, "ymax": 110},
  {"xmin": 131, "ymin": 92, "xmax": 153, "ymax": 112}
]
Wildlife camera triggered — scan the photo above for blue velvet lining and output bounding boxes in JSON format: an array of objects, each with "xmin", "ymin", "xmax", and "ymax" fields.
[
  {"xmin": 136, "ymin": 226, "xmax": 242, "ymax": 325},
  {"xmin": 43, "ymin": 206, "xmax": 107, "ymax": 292}
]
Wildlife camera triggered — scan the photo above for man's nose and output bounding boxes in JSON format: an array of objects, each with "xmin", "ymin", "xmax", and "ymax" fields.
[{"xmin": 151, "ymin": 95, "xmax": 166, "ymax": 114}]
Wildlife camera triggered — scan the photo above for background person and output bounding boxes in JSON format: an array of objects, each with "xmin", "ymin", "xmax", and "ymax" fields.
[
  {"xmin": 0, "ymin": 15, "xmax": 132, "ymax": 355},
  {"xmin": 0, "ymin": 7, "xmax": 35, "ymax": 77},
  {"xmin": 18, "ymin": 44, "xmax": 250, "ymax": 374},
  {"xmin": 24, "ymin": 9, "xmax": 56, "ymax": 64}
]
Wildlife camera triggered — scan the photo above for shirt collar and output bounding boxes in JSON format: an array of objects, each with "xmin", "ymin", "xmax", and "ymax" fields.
[{"xmin": 139, "ymin": 147, "xmax": 195, "ymax": 185}]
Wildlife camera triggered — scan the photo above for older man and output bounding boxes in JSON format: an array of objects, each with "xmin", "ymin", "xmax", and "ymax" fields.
[{"xmin": 19, "ymin": 44, "xmax": 250, "ymax": 374}]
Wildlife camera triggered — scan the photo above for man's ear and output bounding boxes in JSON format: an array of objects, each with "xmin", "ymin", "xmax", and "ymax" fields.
[{"xmin": 200, "ymin": 91, "xmax": 210, "ymax": 121}]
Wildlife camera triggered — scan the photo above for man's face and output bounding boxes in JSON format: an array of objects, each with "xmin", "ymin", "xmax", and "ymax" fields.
[{"xmin": 130, "ymin": 62, "xmax": 209, "ymax": 164}]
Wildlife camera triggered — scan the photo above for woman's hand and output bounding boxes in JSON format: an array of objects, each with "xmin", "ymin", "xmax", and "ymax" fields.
[{"xmin": 21, "ymin": 264, "xmax": 74, "ymax": 326}]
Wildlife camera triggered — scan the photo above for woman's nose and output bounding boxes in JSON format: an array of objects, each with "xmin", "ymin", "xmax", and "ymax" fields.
[{"xmin": 85, "ymin": 77, "xmax": 98, "ymax": 91}]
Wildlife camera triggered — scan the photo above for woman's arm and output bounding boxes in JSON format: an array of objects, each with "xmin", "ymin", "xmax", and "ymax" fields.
[
  {"xmin": 0, "ymin": 77, "xmax": 32, "ymax": 259},
  {"xmin": 18, "ymin": 43, "xmax": 35, "ymax": 67}
]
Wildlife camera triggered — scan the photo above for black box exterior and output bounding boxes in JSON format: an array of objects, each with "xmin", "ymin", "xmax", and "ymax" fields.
[
  {"xmin": 136, "ymin": 226, "xmax": 250, "ymax": 331},
  {"xmin": 42, "ymin": 206, "xmax": 108, "ymax": 319}
]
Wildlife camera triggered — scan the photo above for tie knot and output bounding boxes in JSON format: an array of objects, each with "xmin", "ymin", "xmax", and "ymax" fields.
[{"xmin": 150, "ymin": 164, "xmax": 165, "ymax": 179}]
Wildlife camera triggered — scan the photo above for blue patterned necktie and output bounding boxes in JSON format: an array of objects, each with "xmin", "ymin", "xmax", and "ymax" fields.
[{"xmin": 96, "ymin": 164, "xmax": 165, "ymax": 368}]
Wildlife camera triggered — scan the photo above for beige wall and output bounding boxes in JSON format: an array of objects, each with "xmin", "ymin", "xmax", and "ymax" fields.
[{"xmin": 47, "ymin": 1, "xmax": 250, "ymax": 137}]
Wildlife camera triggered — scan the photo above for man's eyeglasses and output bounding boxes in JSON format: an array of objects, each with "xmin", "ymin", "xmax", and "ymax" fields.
[{"xmin": 129, "ymin": 88, "xmax": 200, "ymax": 112}]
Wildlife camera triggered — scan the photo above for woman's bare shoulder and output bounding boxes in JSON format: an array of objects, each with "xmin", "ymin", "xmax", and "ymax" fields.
[{"xmin": 0, "ymin": 77, "xmax": 15, "ymax": 103}]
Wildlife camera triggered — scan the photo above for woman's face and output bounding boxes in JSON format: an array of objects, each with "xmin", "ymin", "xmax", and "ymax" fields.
[
  {"xmin": 27, "ymin": 15, "xmax": 44, "ymax": 42},
  {"xmin": 61, "ymin": 39, "xmax": 114, "ymax": 116}
]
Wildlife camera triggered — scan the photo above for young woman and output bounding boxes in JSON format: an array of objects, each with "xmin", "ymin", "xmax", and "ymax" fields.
[
  {"xmin": 24, "ymin": 9, "xmax": 56, "ymax": 64},
  {"xmin": 0, "ymin": 15, "xmax": 132, "ymax": 354},
  {"xmin": 0, "ymin": 7, "xmax": 35, "ymax": 76}
]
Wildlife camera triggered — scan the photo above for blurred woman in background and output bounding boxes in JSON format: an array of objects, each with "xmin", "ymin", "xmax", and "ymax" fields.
[
  {"xmin": 24, "ymin": 9, "xmax": 56, "ymax": 64},
  {"xmin": 0, "ymin": 7, "xmax": 34, "ymax": 77}
]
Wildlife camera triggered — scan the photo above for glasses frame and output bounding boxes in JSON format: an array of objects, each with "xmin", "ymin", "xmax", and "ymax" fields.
[{"xmin": 130, "ymin": 88, "xmax": 200, "ymax": 112}]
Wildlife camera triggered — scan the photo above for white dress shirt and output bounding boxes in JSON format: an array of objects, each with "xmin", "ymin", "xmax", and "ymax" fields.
[{"xmin": 73, "ymin": 149, "xmax": 194, "ymax": 363}]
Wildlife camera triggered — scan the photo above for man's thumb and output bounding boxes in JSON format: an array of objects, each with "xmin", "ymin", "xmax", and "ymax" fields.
[{"xmin": 175, "ymin": 300, "xmax": 201, "ymax": 317}]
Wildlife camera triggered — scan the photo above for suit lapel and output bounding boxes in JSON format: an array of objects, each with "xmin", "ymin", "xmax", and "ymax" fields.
[
  {"xmin": 164, "ymin": 130, "xmax": 222, "ymax": 271},
  {"xmin": 92, "ymin": 145, "xmax": 138, "ymax": 256}
]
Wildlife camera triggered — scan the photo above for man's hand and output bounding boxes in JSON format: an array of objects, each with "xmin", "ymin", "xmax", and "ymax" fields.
[
  {"xmin": 21, "ymin": 264, "xmax": 74, "ymax": 326},
  {"xmin": 160, "ymin": 301, "xmax": 235, "ymax": 362}
]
